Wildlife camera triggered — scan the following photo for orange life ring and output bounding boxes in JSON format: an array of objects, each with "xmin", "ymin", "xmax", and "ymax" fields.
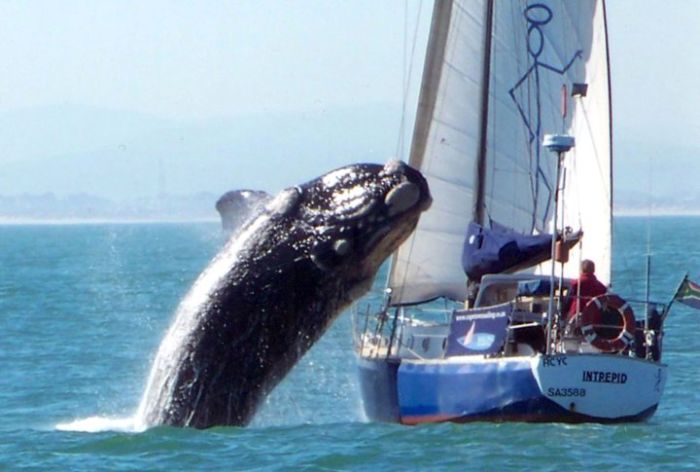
[{"xmin": 580, "ymin": 294, "xmax": 635, "ymax": 352}]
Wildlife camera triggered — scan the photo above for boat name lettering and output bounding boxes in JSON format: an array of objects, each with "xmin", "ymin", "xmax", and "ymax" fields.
[
  {"xmin": 543, "ymin": 355, "xmax": 568, "ymax": 367},
  {"xmin": 582, "ymin": 370, "xmax": 628, "ymax": 384},
  {"xmin": 547, "ymin": 387, "xmax": 586, "ymax": 397},
  {"xmin": 454, "ymin": 311, "xmax": 507, "ymax": 321}
]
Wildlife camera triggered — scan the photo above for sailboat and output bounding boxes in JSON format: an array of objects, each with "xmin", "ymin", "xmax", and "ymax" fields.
[{"xmin": 353, "ymin": 0, "xmax": 674, "ymax": 424}]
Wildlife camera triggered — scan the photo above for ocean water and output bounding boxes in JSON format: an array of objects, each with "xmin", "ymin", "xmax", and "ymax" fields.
[{"xmin": 1, "ymin": 217, "xmax": 698, "ymax": 470}]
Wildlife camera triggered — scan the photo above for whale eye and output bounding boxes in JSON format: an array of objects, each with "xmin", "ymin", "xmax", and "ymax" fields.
[
  {"xmin": 310, "ymin": 240, "xmax": 334, "ymax": 271},
  {"xmin": 310, "ymin": 237, "xmax": 353, "ymax": 271}
]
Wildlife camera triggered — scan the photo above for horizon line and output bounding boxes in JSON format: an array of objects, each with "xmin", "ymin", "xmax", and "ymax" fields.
[{"xmin": 2, "ymin": 213, "xmax": 700, "ymax": 227}]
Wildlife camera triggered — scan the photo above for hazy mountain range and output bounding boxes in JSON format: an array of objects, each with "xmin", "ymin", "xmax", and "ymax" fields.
[
  {"xmin": 0, "ymin": 103, "xmax": 407, "ymax": 221},
  {"xmin": 0, "ymin": 104, "xmax": 697, "ymax": 221}
]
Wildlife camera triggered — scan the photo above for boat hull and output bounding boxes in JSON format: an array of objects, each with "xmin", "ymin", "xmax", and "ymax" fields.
[
  {"xmin": 357, "ymin": 357, "xmax": 401, "ymax": 423},
  {"xmin": 358, "ymin": 353, "xmax": 666, "ymax": 424}
]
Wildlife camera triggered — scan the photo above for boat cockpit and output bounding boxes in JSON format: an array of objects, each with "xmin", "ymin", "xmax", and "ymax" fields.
[{"xmin": 354, "ymin": 273, "xmax": 665, "ymax": 363}]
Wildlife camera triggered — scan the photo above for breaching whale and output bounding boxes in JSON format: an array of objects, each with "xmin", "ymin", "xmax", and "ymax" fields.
[{"xmin": 137, "ymin": 161, "xmax": 431, "ymax": 428}]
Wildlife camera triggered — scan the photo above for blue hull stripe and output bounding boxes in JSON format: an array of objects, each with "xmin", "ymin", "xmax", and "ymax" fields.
[
  {"xmin": 397, "ymin": 359, "xmax": 538, "ymax": 421},
  {"xmin": 357, "ymin": 358, "xmax": 657, "ymax": 424}
]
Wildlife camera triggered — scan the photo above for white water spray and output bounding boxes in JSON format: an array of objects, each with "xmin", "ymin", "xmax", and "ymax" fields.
[
  {"xmin": 55, "ymin": 415, "xmax": 145, "ymax": 433},
  {"xmin": 132, "ymin": 214, "xmax": 271, "ymax": 428},
  {"xmin": 56, "ymin": 211, "xmax": 273, "ymax": 433}
]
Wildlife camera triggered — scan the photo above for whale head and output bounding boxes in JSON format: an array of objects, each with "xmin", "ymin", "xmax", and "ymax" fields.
[{"xmin": 263, "ymin": 160, "xmax": 431, "ymax": 293}]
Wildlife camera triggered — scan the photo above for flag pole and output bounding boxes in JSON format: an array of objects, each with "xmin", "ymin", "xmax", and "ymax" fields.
[{"xmin": 662, "ymin": 272, "xmax": 688, "ymax": 322}]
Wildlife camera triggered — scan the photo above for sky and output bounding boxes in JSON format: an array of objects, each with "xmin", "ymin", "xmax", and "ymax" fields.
[
  {"xmin": 606, "ymin": 0, "xmax": 700, "ymax": 211},
  {"xmin": 0, "ymin": 0, "xmax": 699, "ymax": 213},
  {"xmin": 0, "ymin": 0, "xmax": 419, "ymax": 118}
]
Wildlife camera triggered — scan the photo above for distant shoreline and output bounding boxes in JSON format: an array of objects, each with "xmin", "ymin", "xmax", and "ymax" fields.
[
  {"xmin": 1, "ymin": 213, "xmax": 700, "ymax": 226},
  {"xmin": 0, "ymin": 217, "xmax": 219, "ymax": 226},
  {"xmin": 614, "ymin": 210, "xmax": 700, "ymax": 217}
]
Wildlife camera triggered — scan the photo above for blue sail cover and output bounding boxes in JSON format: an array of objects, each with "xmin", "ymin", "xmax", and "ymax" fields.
[
  {"xmin": 462, "ymin": 221, "xmax": 553, "ymax": 280},
  {"xmin": 517, "ymin": 279, "xmax": 555, "ymax": 297}
]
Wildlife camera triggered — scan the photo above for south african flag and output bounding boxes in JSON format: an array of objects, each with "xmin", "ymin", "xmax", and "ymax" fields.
[{"xmin": 674, "ymin": 277, "xmax": 700, "ymax": 310}]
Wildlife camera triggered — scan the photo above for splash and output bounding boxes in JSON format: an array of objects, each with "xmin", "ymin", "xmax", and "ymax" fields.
[{"xmin": 55, "ymin": 415, "xmax": 144, "ymax": 433}]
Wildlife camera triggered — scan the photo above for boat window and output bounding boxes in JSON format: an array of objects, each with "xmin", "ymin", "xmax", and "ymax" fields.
[{"xmin": 478, "ymin": 283, "xmax": 518, "ymax": 307}]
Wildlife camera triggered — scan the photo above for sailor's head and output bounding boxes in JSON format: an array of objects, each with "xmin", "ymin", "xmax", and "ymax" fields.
[{"xmin": 581, "ymin": 259, "xmax": 596, "ymax": 274}]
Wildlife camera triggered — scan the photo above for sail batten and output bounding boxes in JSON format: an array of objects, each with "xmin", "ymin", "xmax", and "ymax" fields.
[{"xmin": 389, "ymin": 0, "xmax": 611, "ymax": 305}]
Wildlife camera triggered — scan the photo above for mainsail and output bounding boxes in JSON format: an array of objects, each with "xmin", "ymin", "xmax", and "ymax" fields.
[{"xmin": 388, "ymin": 0, "xmax": 612, "ymax": 305}]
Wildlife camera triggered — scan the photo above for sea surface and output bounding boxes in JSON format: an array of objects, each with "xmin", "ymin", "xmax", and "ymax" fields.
[{"xmin": 1, "ymin": 217, "xmax": 698, "ymax": 470}]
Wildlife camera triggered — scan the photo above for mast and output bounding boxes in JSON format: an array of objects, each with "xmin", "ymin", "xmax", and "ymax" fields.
[{"xmin": 473, "ymin": 0, "xmax": 494, "ymax": 226}]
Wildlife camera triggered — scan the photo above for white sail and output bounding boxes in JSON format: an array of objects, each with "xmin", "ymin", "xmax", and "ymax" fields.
[
  {"xmin": 389, "ymin": 0, "xmax": 612, "ymax": 305},
  {"xmin": 388, "ymin": 0, "xmax": 489, "ymax": 305}
]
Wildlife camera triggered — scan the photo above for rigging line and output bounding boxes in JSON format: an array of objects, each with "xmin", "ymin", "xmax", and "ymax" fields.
[
  {"xmin": 395, "ymin": 0, "xmax": 425, "ymax": 161},
  {"xmin": 390, "ymin": 0, "xmax": 425, "ymax": 301},
  {"xmin": 396, "ymin": 0, "xmax": 408, "ymax": 160},
  {"xmin": 645, "ymin": 140, "xmax": 653, "ymax": 274},
  {"xmin": 566, "ymin": 115, "xmax": 584, "ymax": 261}
]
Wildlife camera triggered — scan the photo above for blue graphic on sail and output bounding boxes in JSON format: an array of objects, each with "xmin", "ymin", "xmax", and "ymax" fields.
[{"xmin": 508, "ymin": 3, "xmax": 582, "ymax": 231}]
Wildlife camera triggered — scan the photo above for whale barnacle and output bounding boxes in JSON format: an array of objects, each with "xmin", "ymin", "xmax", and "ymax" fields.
[
  {"xmin": 381, "ymin": 159, "xmax": 405, "ymax": 175},
  {"xmin": 266, "ymin": 186, "xmax": 303, "ymax": 217}
]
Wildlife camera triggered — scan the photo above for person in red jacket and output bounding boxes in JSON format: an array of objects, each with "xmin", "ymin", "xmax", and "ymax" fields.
[{"xmin": 567, "ymin": 259, "xmax": 607, "ymax": 319}]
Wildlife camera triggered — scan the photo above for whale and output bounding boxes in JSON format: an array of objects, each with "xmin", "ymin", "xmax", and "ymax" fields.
[{"xmin": 137, "ymin": 161, "xmax": 431, "ymax": 428}]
